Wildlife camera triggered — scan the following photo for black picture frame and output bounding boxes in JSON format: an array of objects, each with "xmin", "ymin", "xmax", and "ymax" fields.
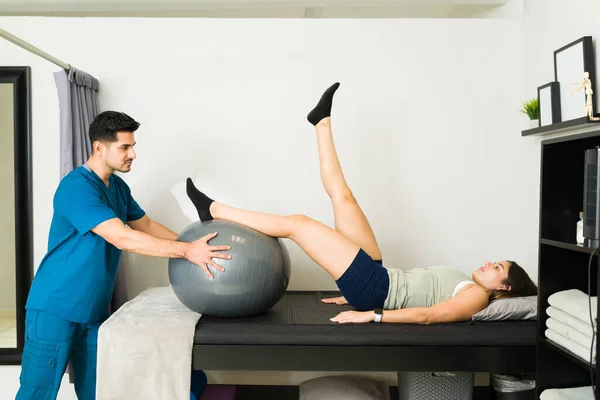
[
  {"xmin": 553, "ymin": 36, "xmax": 596, "ymax": 123},
  {"xmin": 537, "ymin": 82, "xmax": 561, "ymax": 127},
  {"xmin": 0, "ymin": 67, "xmax": 33, "ymax": 365}
]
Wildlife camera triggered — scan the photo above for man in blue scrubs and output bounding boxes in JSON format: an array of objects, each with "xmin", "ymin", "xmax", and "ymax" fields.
[{"xmin": 16, "ymin": 111, "xmax": 230, "ymax": 400}]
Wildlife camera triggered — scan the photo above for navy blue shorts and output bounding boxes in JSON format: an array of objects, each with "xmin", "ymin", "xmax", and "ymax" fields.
[{"xmin": 334, "ymin": 248, "xmax": 390, "ymax": 311}]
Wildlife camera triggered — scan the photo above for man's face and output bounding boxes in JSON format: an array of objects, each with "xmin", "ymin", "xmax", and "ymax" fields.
[{"xmin": 102, "ymin": 131, "xmax": 136, "ymax": 173}]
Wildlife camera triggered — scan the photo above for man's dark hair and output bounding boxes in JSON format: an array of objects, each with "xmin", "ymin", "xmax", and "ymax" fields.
[{"xmin": 89, "ymin": 111, "xmax": 140, "ymax": 147}]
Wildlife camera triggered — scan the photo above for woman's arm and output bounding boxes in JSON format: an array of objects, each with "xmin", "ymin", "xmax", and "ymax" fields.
[
  {"xmin": 330, "ymin": 286, "xmax": 489, "ymax": 324},
  {"xmin": 383, "ymin": 287, "xmax": 489, "ymax": 324}
]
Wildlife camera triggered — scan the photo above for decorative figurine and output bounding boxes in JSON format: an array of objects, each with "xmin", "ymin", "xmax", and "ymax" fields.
[{"xmin": 572, "ymin": 71, "xmax": 600, "ymax": 121}]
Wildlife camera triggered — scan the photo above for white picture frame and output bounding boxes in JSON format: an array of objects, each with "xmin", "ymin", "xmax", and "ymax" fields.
[{"xmin": 538, "ymin": 82, "xmax": 561, "ymax": 127}]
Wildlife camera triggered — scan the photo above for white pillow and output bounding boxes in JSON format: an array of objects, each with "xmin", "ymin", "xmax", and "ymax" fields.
[{"xmin": 299, "ymin": 376, "xmax": 391, "ymax": 400}]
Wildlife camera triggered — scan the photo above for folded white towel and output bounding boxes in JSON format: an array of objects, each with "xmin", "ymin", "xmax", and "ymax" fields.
[
  {"xmin": 540, "ymin": 386, "xmax": 594, "ymax": 400},
  {"xmin": 96, "ymin": 286, "xmax": 201, "ymax": 400},
  {"xmin": 548, "ymin": 289, "xmax": 597, "ymax": 327},
  {"xmin": 545, "ymin": 329, "xmax": 596, "ymax": 364},
  {"xmin": 547, "ymin": 318, "xmax": 595, "ymax": 350},
  {"xmin": 547, "ymin": 307, "xmax": 595, "ymax": 338}
]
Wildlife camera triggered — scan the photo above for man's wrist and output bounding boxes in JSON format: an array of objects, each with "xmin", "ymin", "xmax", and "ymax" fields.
[{"xmin": 180, "ymin": 242, "xmax": 192, "ymax": 259}]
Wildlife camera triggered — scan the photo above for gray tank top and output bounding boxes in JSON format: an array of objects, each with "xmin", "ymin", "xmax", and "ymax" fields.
[{"xmin": 383, "ymin": 265, "xmax": 473, "ymax": 310}]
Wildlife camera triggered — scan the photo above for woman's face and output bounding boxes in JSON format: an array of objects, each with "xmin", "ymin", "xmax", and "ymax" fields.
[{"xmin": 472, "ymin": 260, "xmax": 511, "ymax": 291}]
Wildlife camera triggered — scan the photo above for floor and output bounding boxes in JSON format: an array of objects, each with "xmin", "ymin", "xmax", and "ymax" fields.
[
  {"xmin": 0, "ymin": 317, "xmax": 17, "ymax": 348},
  {"xmin": 226, "ymin": 385, "xmax": 495, "ymax": 400}
]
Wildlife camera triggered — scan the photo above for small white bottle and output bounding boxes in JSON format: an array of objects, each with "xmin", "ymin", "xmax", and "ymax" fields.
[{"xmin": 577, "ymin": 211, "xmax": 584, "ymax": 245}]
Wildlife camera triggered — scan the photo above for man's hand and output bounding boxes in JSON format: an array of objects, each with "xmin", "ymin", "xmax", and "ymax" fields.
[
  {"xmin": 321, "ymin": 296, "xmax": 349, "ymax": 305},
  {"xmin": 330, "ymin": 310, "xmax": 375, "ymax": 324},
  {"xmin": 185, "ymin": 232, "xmax": 232, "ymax": 279}
]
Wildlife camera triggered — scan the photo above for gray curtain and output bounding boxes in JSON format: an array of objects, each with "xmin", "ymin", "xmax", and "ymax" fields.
[
  {"xmin": 54, "ymin": 67, "xmax": 102, "ymax": 384},
  {"xmin": 54, "ymin": 67, "xmax": 99, "ymax": 178}
]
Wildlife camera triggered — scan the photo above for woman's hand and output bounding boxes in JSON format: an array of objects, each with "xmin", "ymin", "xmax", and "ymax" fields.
[
  {"xmin": 321, "ymin": 296, "xmax": 349, "ymax": 305},
  {"xmin": 330, "ymin": 310, "xmax": 375, "ymax": 324}
]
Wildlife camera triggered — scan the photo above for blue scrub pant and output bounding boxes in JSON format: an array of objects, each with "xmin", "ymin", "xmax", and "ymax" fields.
[
  {"xmin": 190, "ymin": 370, "xmax": 208, "ymax": 400},
  {"xmin": 16, "ymin": 310, "xmax": 103, "ymax": 400}
]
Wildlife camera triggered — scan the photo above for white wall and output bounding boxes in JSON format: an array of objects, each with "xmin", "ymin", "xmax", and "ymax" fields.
[
  {"xmin": 0, "ymin": 83, "xmax": 16, "ymax": 313},
  {"xmin": 523, "ymin": 0, "xmax": 600, "ymax": 101},
  {"xmin": 519, "ymin": 0, "xmax": 600, "ymax": 179},
  {"xmin": 0, "ymin": 15, "xmax": 533, "ymax": 398}
]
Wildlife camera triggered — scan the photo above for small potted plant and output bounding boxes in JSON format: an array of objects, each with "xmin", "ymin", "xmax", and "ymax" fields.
[{"xmin": 520, "ymin": 98, "xmax": 539, "ymax": 129}]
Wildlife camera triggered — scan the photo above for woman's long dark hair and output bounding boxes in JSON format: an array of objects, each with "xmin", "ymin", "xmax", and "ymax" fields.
[{"xmin": 489, "ymin": 261, "xmax": 537, "ymax": 302}]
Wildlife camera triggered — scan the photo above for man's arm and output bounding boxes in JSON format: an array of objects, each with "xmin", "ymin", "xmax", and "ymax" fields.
[
  {"xmin": 53, "ymin": 179, "xmax": 229, "ymax": 278},
  {"xmin": 93, "ymin": 218, "xmax": 230, "ymax": 279},
  {"xmin": 124, "ymin": 191, "xmax": 177, "ymax": 240},
  {"xmin": 127, "ymin": 215, "xmax": 178, "ymax": 240}
]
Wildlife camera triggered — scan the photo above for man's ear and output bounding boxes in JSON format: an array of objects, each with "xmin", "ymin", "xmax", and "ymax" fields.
[{"xmin": 93, "ymin": 140, "xmax": 104, "ymax": 155}]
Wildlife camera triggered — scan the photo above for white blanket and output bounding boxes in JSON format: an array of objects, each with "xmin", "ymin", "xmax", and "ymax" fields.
[
  {"xmin": 547, "ymin": 317, "xmax": 594, "ymax": 350},
  {"xmin": 545, "ymin": 329, "xmax": 596, "ymax": 364},
  {"xmin": 548, "ymin": 289, "xmax": 597, "ymax": 327},
  {"xmin": 547, "ymin": 306, "xmax": 595, "ymax": 338},
  {"xmin": 540, "ymin": 386, "xmax": 594, "ymax": 400},
  {"xmin": 96, "ymin": 286, "xmax": 201, "ymax": 400}
]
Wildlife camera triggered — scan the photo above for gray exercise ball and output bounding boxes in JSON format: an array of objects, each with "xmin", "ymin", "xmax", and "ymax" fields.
[{"xmin": 169, "ymin": 219, "xmax": 291, "ymax": 317}]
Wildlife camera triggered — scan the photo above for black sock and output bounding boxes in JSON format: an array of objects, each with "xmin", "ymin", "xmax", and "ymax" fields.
[
  {"xmin": 186, "ymin": 178, "xmax": 214, "ymax": 221},
  {"xmin": 307, "ymin": 82, "xmax": 340, "ymax": 125}
]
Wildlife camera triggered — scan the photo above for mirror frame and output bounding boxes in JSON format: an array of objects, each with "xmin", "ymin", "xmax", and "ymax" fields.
[{"xmin": 0, "ymin": 66, "xmax": 33, "ymax": 365}]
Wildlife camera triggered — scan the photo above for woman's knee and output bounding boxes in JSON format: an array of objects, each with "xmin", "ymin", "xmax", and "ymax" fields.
[
  {"xmin": 286, "ymin": 214, "xmax": 318, "ymax": 237},
  {"xmin": 329, "ymin": 186, "xmax": 356, "ymax": 204},
  {"xmin": 288, "ymin": 214, "xmax": 313, "ymax": 229}
]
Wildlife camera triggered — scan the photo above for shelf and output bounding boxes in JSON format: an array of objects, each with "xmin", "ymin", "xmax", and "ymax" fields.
[
  {"xmin": 540, "ymin": 337, "xmax": 597, "ymax": 373},
  {"xmin": 535, "ymin": 120, "xmax": 600, "ymax": 398},
  {"xmin": 540, "ymin": 238, "xmax": 600, "ymax": 255},
  {"xmin": 522, "ymin": 117, "xmax": 600, "ymax": 137}
]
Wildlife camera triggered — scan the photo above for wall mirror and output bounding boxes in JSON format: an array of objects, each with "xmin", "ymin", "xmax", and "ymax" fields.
[{"xmin": 0, "ymin": 66, "xmax": 33, "ymax": 365}]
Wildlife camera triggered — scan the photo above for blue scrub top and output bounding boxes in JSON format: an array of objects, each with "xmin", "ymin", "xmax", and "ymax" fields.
[{"xmin": 26, "ymin": 165, "xmax": 146, "ymax": 323}]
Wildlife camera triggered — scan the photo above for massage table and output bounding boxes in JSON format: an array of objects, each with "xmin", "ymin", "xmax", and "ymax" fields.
[{"xmin": 191, "ymin": 291, "xmax": 536, "ymax": 373}]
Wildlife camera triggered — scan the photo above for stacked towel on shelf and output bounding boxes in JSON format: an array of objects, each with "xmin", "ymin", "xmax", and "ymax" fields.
[
  {"xmin": 547, "ymin": 307, "xmax": 595, "ymax": 338},
  {"xmin": 545, "ymin": 289, "xmax": 597, "ymax": 364},
  {"xmin": 548, "ymin": 289, "xmax": 597, "ymax": 325},
  {"xmin": 540, "ymin": 386, "xmax": 594, "ymax": 400}
]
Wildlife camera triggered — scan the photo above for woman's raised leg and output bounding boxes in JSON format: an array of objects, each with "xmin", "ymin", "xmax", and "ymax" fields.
[{"xmin": 307, "ymin": 83, "xmax": 382, "ymax": 261}]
